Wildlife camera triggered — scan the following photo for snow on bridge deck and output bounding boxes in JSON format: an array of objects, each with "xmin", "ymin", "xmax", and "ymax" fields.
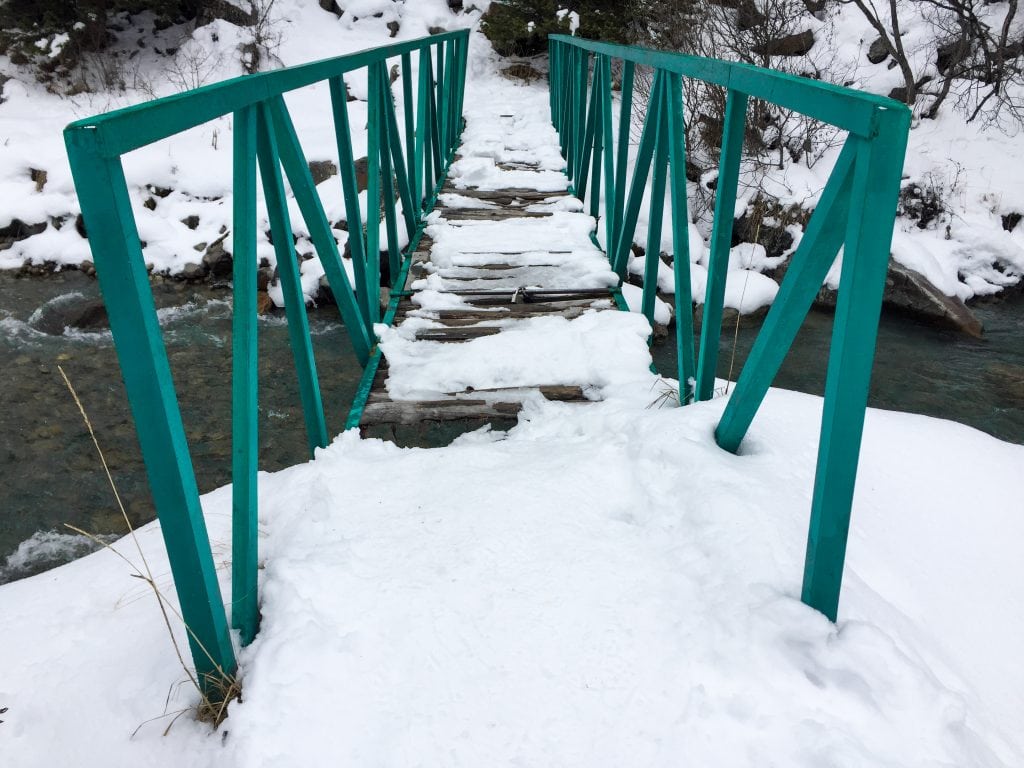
[{"xmin": 357, "ymin": 85, "xmax": 655, "ymax": 438}]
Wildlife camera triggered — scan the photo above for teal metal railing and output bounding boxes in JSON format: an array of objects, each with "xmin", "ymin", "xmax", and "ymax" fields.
[
  {"xmin": 548, "ymin": 35, "xmax": 911, "ymax": 622},
  {"xmin": 64, "ymin": 30, "xmax": 469, "ymax": 696}
]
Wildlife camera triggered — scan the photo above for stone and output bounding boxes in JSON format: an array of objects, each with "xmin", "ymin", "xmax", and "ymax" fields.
[
  {"xmin": 984, "ymin": 362, "xmax": 1024, "ymax": 402},
  {"xmin": 181, "ymin": 215, "xmax": 200, "ymax": 230},
  {"xmin": 318, "ymin": 0, "xmax": 343, "ymax": 16},
  {"xmin": 256, "ymin": 291, "xmax": 274, "ymax": 314},
  {"xmin": 1002, "ymin": 212, "xmax": 1021, "ymax": 232},
  {"xmin": 318, "ymin": 275, "xmax": 336, "ymax": 306},
  {"xmin": 29, "ymin": 295, "xmax": 108, "ymax": 335},
  {"xmin": 387, "ymin": 20, "xmax": 400, "ymax": 38},
  {"xmin": 815, "ymin": 258, "xmax": 983, "ymax": 337},
  {"xmin": 752, "ymin": 30, "xmax": 816, "ymax": 58},
  {"xmin": 30, "ymin": 168, "xmax": 47, "ymax": 192},
  {"xmin": 308, "ymin": 159, "xmax": 338, "ymax": 185},
  {"xmin": 353, "ymin": 156, "xmax": 370, "ymax": 192},
  {"xmin": 867, "ymin": 37, "xmax": 889, "ymax": 64},
  {"xmin": 202, "ymin": 237, "xmax": 233, "ymax": 279},
  {"xmin": 180, "ymin": 261, "xmax": 208, "ymax": 281}
]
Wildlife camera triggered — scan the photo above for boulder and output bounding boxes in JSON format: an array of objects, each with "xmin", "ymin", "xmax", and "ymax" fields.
[
  {"xmin": 752, "ymin": 30, "xmax": 816, "ymax": 57},
  {"xmin": 867, "ymin": 37, "xmax": 889, "ymax": 64},
  {"xmin": 308, "ymin": 159, "xmax": 338, "ymax": 185},
  {"xmin": 815, "ymin": 258, "xmax": 983, "ymax": 337}
]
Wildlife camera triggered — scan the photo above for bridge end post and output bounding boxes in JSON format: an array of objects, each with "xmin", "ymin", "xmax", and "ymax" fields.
[
  {"xmin": 800, "ymin": 105, "xmax": 911, "ymax": 622},
  {"xmin": 63, "ymin": 126, "xmax": 238, "ymax": 698}
]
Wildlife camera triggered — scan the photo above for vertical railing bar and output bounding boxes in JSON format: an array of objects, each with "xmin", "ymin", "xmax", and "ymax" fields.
[
  {"xmin": 576, "ymin": 53, "xmax": 601, "ymax": 205},
  {"xmin": 642, "ymin": 72, "xmax": 669, "ymax": 328},
  {"xmin": 255, "ymin": 103, "xmax": 329, "ymax": 455},
  {"xmin": 382, "ymin": 64, "xmax": 418, "ymax": 244},
  {"xmin": 666, "ymin": 72, "xmax": 696, "ymax": 404},
  {"xmin": 610, "ymin": 70, "xmax": 664, "ymax": 277},
  {"xmin": 416, "ymin": 47, "xmax": 432, "ymax": 207},
  {"xmin": 574, "ymin": 50, "xmax": 590, "ymax": 183},
  {"xmin": 599, "ymin": 55, "xmax": 616, "ymax": 250},
  {"xmin": 436, "ymin": 42, "xmax": 447, "ymax": 155},
  {"xmin": 426, "ymin": 46, "xmax": 443, "ymax": 180},
  {"xmin": 613, "ymin": 60, "xmax": 635, "ymax": 252},
  {"xmin": 801, "ymin": 108, "xmax": 909, "ymax": 621},
  {"xmin": 230, "ymin": 104, "xmax": 259, "ymax": 646},
  {"xmin": 376, "ymin": 63, "xmax": 401, "ymax": 286},
  {"xmin": 401, "ymin": 51, "xmax": 417, "ymax": 210},
  {"xmin": 329, "ymin": 75, "xmax": 371, "ymax": 326},
  {"xmin": 366, "ymin": 63, "xmax": 383, "ymax": 324},
  {"xmin": 695, "ymin": 88, "xmax": 749, "ymax": 401}
]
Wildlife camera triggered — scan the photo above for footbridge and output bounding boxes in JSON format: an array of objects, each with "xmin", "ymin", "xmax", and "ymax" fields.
[{"xmin": 64, "ymin": 30, "xmax": 910, "ymax": 703}]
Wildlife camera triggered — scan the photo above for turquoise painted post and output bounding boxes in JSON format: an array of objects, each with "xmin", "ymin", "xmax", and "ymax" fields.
[
  {"xmin": 588, "ymin": 55, "xmax": 606, "ymax": 220},
  {"xmin": 426, "ymin": 50, "xmax": 443, "ymax": 183},
  {"xmin": 576, "ymin": 56, "xmax": 601, "ymax": 204},
  {"xmin": 599, "ymin": 55, "xmax": 616, "ymax": 248},
  {"xmin": 380, "ymin": 67, "xmax": 417, "ymax": 242},
  {"xmin": 574, "ymin": 50, "xmax": 590, "ymax": 183},
  {"xmin": 613, "ymin": 60, "xmax": 635, "ymax": 254},
  {"xmin": 375, "ymin": 64, "xmax": 401, "ymax": 285},
  {"xmin": 695, "ymin": 89, "xmax": 748, "ymax": 401},
  {"xmin": 255, "ymin": 104, "xmax": 329, "ymax": 455},
  {"xmin": 611, "ymin": 70, "xmax": 665, "ymax": 277},
  {"xmin": 329, "ymin": 75, "xmax": 371, "ymax": 327},
  {"xmin": 268, "ymin": 95, "xmax": 372, "ymax": 365},
  {"xmin": 366, "ymin": 63, "xmax": 383, "ymax": 324},
  {"xmin": 64, "ymin": 131, "xmax": 236, "ymax": 695},
  {"xmin": 642, "ymin": 74, "xmax": 669, "ymax": 327},
  {"xmin": 714, "ymin": 139, "xmax": 857, "ymax": 451},
  {"xmin": 666, "ymin": 73, "xmax": 696, "ymax": 404},
  {"xmin": 401, "ymin": 52, "xmax": 416, "ymax": 203},
  {"xmin": 436, "ymin": 42, "xmax": 447, "ymax": 154},
  {"xmin": 802, "ymin": 106, "xmax": 910, "ymax": 621},
  {"xmin": 416, "ymin": 48, "xmax": 433, "ymax": 206},
  {"xmin": 230, "ymin": 105, "xmax": 259, "ymax": 646}
]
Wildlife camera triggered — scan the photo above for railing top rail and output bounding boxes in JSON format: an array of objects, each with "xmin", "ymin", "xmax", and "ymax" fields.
[
  {"xmin": 549, "ymin": 34, "xmax": 909, "ymax": 138},
  {"xmin": 65, "ymin": 29, "xmax": 469, "ymax": 158}
]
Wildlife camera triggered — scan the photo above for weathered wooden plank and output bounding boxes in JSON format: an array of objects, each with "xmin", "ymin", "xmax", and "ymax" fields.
[{"xmin": 361, "ymin": 399, "xmax": 523, "ymax": 425}]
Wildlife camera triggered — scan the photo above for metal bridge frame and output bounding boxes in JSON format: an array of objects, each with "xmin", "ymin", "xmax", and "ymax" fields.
[
  {"xmin": 64, "ymin": 30, "xmax": 469, "ymax": 696},
  {"xmin": 64, "ymin": 28, "xmax": 909, "ymax": 700},
  {"xmin": 548, "ymin": 35, "xmax": 910, "ymax": 623}
]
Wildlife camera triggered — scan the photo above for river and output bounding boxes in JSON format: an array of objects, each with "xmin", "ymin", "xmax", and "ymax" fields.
[{"xmin": 1, "ymin": 270, "xmax": 1021, "ymax": 582}]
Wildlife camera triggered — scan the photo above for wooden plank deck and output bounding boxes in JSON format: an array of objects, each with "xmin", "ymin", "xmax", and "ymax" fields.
[{"xmin": 357, "ymin": 160, "xmax": 626, "ymax": 440}]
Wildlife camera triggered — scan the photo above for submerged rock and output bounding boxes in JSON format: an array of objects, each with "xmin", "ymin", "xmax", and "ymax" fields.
[{"xmin": 28, "ymin": 293, "xmax": 108, "ymax": 335}]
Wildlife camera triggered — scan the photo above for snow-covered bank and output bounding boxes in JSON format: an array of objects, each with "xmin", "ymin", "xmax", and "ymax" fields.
[
  {"xmin": 1, "ymin": 0, "xmax": 1022, "ymax": 310},
  {"xmin": 1, "ymin": 384, "xmax": 1021, "ymax": 766}
]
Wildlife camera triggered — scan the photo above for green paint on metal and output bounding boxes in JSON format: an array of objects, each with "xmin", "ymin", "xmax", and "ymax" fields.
[
  {"xmin": 63, "ymin": 136, "xmax": 237, "ymax": 696},
  {"xmin": 230, "ymin": 105, "xmax": 259, "ymax": 646},
  {"xmin": 255, "ymin": 103, "xmax": 328, "ymax": 456},
  {"xmin": 549, "ymin": 35, "xmax": 911, "ymax": 622},
  {"xmin": 695, "ymin": 88, "xmax": 748, "ymax": 402},
  {"xmin": 64, "ymin": 31, "xmax": 470, "ymax": 691}
]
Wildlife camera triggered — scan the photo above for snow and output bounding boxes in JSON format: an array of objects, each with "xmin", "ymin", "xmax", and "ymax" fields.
[{"xmin": 2, "ymin": 386, "xmax": 1022, "ymax": 766}]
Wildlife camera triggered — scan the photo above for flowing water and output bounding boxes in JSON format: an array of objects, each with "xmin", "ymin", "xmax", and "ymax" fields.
[{"xmin": 1, "ymin": 270, "xmax": 1021, "ymax": 583}]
